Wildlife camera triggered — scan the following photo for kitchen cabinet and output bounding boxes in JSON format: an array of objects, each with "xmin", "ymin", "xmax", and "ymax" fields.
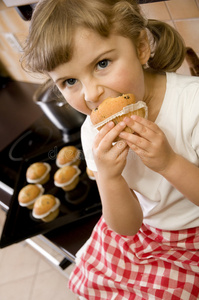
[
  {"xmin": 2, "ymin": 0, "xmax": 166, "ymax": 8},
  {"xmin": 2, "ymin": 0, "xmax": 37, "ymax": 6}
]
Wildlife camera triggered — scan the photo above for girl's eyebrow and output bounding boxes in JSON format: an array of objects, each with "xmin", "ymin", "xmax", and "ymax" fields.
[
  {"xmin": 55, "ymin": 76, "xmax": 68, "ymax": 84},
  {"xmin": 55, "ymin": 49, "xmax": 115, "ymax": 84},
  {"xmin": 88, "ymin": 49, "xmax": 115, "ymax": 68}
]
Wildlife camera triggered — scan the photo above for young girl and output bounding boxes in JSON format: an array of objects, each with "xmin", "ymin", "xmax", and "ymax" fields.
[{"xmin": 22, "ymin": 0, "xmax": 199, "ymax": 299}]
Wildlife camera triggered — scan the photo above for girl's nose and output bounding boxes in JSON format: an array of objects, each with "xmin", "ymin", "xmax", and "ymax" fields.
[{"xmin": 83, "ymin": 80, "xmax": 104, "ymax": 103}]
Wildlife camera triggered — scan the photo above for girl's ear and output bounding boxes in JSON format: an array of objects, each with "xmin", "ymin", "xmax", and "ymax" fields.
[{"xmin": 137, "ymin": 30, "xmax": 151, "ymax": 65}]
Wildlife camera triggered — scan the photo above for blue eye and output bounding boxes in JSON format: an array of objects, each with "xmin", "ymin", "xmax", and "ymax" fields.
[
  {"xmin": 97, "ymin": 59, "xmax": 109, "ymax": 69},
  {"xmin": 65, "ymin": 78, "xmax": 77, "ymax": 86}
]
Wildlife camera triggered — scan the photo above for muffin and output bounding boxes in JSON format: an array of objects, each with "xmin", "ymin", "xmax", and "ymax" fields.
[
  {"xmin": 86, "ymin": 167, "xmax": 96, "ymax": 180},
  {"xmin": 90, "ymin": 94, "xmax": 148, "ymax": 133},
  {"xmin": 26, "ymin": 162, "xmax": 51, "ymax": 185},
  {"xmin": 56, "ymin": 146, "xmax": 81, "ymax": 168},
  {"xmin": 32, "ymin": 194, "xmax": 60, "ymax": 222},
  {"xmin": 18, "ymin": 184, "xmax": 44, "ymax": 209},
  {"xmin": 54, "ymin": 165, "xmax": 81, "ymax": 191}
]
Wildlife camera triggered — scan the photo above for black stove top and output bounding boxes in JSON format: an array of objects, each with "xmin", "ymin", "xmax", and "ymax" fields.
[{"xmin": 0, "ymin": 114, "xmax": 62, "ymax": 190}]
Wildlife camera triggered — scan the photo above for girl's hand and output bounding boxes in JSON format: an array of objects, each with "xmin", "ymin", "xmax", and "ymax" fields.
[
  {"xmin": 119, "ymin": 115, "xmax": 176, "ymax": 173},
  {"xmin": 92, "ymin": 121, "xmax": 129, "ymax": 179}
]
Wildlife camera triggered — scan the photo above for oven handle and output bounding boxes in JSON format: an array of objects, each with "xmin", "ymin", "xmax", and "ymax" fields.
[
  {"xmin": 25, "ymin": 235, "xmax": 76, "ymax": 276},
  {"xmin": 0, "ymin": 181, "xmax": 13, "ymax": 211},
  {"xmin": 26, "ymin": 238, "xmax": 61, "ymax": 266}
]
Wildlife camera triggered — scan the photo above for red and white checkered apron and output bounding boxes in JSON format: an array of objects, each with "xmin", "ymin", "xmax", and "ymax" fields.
[{"xmin": 69, "ymin": 216, "xmax": 199, "ymax": 299}]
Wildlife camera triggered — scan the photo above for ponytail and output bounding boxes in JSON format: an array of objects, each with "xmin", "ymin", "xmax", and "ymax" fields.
[{"xmin": 146, "ymin": 19, "xmax": 186, "ymax": 72}]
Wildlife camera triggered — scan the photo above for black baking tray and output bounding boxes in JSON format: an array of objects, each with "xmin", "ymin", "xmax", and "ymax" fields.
[{"xmin": 0, "ymin": 141, "xmax": 101, "ymax": 248}]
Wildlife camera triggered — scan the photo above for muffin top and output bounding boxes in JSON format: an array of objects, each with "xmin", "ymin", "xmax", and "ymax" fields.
[
  {"xmin": 90, "ymin": 94, "xmax": 136, "ymax": 125},
  {"xmin": 26, "ymin": 162, "xmax": 51, "ymax": 182},
  {"xmin": 54, "ymin": 165, "xmax": 81, "ymax": 186},
  {"xmin": 18, "ymin": 184, "xmax": 44, "ymax": 206},
  {"xmin": 56, "ymin": 146, "xmax": 80, "ymax": 167},
  {"xmin": 33, "ymin": 194, "xmax": 59, "ymax": 217}
]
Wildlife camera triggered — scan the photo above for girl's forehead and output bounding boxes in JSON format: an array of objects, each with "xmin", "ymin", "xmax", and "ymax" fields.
[
  {"xmin": 73, "ymin": 28, "xmax": 107, "ymax": 47},
  {"xmin": 71, "ymin": 28, "xmax": 107, "ymax": 58},
  {"xmin": 72, "ymin": 28, "xmax": 127, "ymax": 56}
]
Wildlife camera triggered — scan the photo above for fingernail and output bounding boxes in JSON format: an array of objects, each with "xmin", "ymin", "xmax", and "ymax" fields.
[
  {"xmin": 123, "ymin": 117, "xmax": 129, "ymax": 122},
  {"xmin": 108, "ymin": 121, "xmax": 114, "ymax": 127},
  {"xmin": 119, "ymin": 121, "xmax": 126, "ymax": 127}
]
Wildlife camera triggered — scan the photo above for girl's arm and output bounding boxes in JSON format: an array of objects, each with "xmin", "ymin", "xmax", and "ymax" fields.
[
  {"xmin": 95, "ymin": 173, "xmax": 143, "ymax": 236},
  {"xmin": 159, "ymin": 154, "xmax": 199, "ymax": 206},
  {"xmin": 93, "ymin": 121, "xmax": 143, "ymax": 236},
  {"xmin": 119, "ymin": 115, "xmax": 199, "ymax": 206}
]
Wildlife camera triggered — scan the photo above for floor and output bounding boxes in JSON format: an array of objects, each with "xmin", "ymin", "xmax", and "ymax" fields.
[
  {"xmin": 0, "ymin": 208, "xmax": 77, "ymax": 300},
  {"xmin": 0, "ymin": 1, "xmax": 199, "ymax": 299}
]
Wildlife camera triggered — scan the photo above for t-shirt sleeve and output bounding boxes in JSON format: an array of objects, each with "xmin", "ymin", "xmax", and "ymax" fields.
[
  {"xmin": 81, "ymin": 116, "xmax": 98, "ymax": 172},
  {"xmin": 189, "ymin": 85, "xmax": 199, "ymax": 158}
]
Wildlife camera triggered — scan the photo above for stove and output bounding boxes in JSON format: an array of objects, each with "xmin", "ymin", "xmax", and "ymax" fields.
[
  {"xmin": 0, "ymin": 81, "xmax": 101, "ymax": 248},
  {"xmin": 0, "ymin": 115, "xmax": 61, "ymax": 192}
]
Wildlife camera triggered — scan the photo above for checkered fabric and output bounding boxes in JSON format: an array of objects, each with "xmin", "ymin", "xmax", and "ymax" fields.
[{"xmin": 69, "ymin": 217, "xmax": 199, "ymax": 299}]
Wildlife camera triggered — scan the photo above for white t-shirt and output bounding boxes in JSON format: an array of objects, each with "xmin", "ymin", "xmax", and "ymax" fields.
[{"xmin": 81, "ymin": 72, "xmax": 199, "ymax": 230}]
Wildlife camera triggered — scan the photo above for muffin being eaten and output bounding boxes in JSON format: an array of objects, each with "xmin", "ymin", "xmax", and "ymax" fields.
[
  {"xmin": 54, "ymin": 165, "xmax": 81, "ymax": 191},
  {"xmin": 18, "ymin": 184, "xmax": 44, "ymax": 209},
  {"xmin": 26, "ymin": 162, "xmax": 51, "ymax": 185},
  {"xmin": 32, "ymin": 194, "xmax": 60, "ymax": 222},
  {"xmin": 90, "ymin": 94, "xmax": 148, "ymax": 133}
]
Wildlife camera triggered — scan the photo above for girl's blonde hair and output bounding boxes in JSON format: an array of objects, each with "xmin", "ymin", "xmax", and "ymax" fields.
[{"xmin": 22, "ymin": 0, "xmax": 185, "ymax": 74}]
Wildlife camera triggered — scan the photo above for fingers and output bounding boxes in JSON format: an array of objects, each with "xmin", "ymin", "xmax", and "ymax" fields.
[
  {"xmin": 93, "ymin": 121, "xmax": 129, "ymax": 163},
  {"xmin": 124, "ymin": 115, "xmax": 159, "ymax": 138},
  {"xmin": 119, "ymin": 115, "xmax": 167, "ymax": 159},
  {"xmin": 94, "ymin": 121, "xmax": 127, "ymax": 149},
  {"xmin": 112, "ymin": 139, "xmax": 129, "ymax": 157},
  {"xmin": 120, "ymin": 116, "xmax": 161, "ymax": 142},
  {"xmin": 118, "ymin": 117, "xmax": 148, "ymax": 152},
  {"xmin": 116, "ymin": 142, "xmax": 129, "ymax": 160}
]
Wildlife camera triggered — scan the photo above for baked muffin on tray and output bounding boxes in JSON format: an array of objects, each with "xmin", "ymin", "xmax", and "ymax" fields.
[
  {"xmin": 18, "ymin": 184, "xmax": 44, "ymax": 209},
  {"xmin": 86, "ymin": 167, "xmax": 96, "ymax": 181},
  {"xmin": 54, "ymin": 165, "xmax": 81, "ymax": 191},
  {"xmin": 56, "ymin": 146, "xmax": 81, "ymax": 168},
  {"xmin": 32, "ymin": 194, "xmax": 60, "ymax": 222},
  {"xmin": 26, "ymin": 162, "xmax": 51, "ymax": 185}
]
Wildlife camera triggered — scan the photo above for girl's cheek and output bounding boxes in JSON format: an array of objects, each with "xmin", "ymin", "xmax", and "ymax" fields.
[{"xmin": 66, "ymin": 98, "xmax": 91, "ymax": 115}]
